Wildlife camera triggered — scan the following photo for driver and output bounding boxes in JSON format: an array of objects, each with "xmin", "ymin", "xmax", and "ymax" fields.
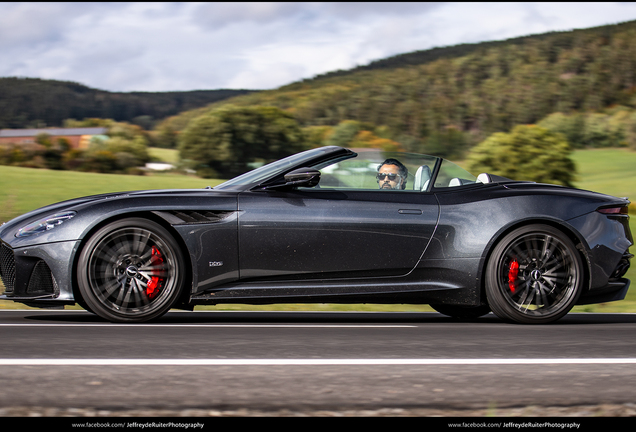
[{"xmin": 377, "ymin": 158, "xmax": 408, "ymax": 190}]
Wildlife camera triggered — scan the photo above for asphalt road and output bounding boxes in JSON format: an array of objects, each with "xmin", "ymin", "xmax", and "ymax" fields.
[{"xmin": 1, "ymin": 309, "xmax": 636, "ymax": 416}]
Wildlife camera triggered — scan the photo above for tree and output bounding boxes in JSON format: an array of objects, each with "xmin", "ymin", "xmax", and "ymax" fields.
[
  {"xmin": 105, "ymin": 135, "xmax": 151, "ymax": 168},
  {"xmin": 625, "ymin": 111, "xmax": 636, "ymax": 150},
  {"xmin": 153, "ymin": 122, "xmax": 179, "ymax": 148},
  {"xmin": 77, "ymin": 134, "xmax": 150, "ymax": 174},
  {"xmin": 178, "ymin": 106, "xmax": 306, "ymax": 178},
  {"xmin": 322, "ymin": 120, "xmax": 403, "ymax": 151},
  {"xmin": 537, "ymin": 112, "xmax": 585, "ymax": 148},
  {"xmin": 349, "ymin": 130, "xmax": 403, "ymax": 152},
  {"xmin": 323, "ymin": 120, "xmax": 365, "ymax": 147},
  {"xmin": 302, "ymin": 125, "xmax": 333, "ymax": 148},
  {"xmin": 466, "ymin": 125, "xmax": 576, "ymax": 186},
  {"xmin": 421, "ymin": 126, "xmax": 468, "ymax": 159}
]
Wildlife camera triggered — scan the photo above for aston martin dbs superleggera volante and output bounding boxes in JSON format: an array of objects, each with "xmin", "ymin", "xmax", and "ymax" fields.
[{"xmin": 0, "ymin": 146, "xmax": 632, "ymax": 323}]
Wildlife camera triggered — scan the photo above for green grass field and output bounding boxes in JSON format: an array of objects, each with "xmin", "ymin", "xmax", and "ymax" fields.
[
  {"xmin": 0, "ymin": 167, "xmax": 219, "ymax": 222},
  {"xmin": 1, "ymin": 148, "xmax": 635, "ymax": 313},
  {"xmin": 570, "ymin": 148, "xmax": 636, "ymax": 201}
]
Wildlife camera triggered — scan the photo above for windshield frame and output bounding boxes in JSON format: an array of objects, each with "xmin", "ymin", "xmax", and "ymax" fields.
[{"xmin": 213, "ymin": 146, "xmax": 354, "ymax": 191}]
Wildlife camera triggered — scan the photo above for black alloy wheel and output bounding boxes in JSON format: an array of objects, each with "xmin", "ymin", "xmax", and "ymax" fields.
[
  {"xmin": 485, "ymin": 224, "xmax": 584, "ymax": 324},
  {"xmin": 77, "ymin": 218, "xmax": 185, "ymax": 323}
]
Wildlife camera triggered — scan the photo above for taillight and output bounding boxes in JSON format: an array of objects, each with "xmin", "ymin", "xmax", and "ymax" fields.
[{"xmin": 597, "ymin": 206, "xmax": 629, "ymax": 215}]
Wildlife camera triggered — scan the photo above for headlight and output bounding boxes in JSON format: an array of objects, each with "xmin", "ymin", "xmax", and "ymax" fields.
[{"xmin": 16, "ymin": 211, "xmax": 76, "ymax": 238}]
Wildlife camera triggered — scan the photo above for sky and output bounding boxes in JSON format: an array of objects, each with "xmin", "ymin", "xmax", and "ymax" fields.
[{"xmin": 2, "ymin": 2, "xmax": 636, "ymax": 93}]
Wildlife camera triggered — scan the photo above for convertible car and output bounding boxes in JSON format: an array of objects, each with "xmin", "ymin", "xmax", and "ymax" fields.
[{"xmin": 0, "ymin": 146, "xmax": 632, "ymax": 324}]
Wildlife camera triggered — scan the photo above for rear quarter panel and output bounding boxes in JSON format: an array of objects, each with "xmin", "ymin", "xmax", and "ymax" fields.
[{"xmin": 420, "ymin": 183, "xmax": 631, "ymax": 300}]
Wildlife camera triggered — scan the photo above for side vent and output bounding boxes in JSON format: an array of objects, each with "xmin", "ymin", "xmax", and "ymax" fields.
[{"xmin": 162, "ymin": 210, "xmax": 235, "ymax": 224}]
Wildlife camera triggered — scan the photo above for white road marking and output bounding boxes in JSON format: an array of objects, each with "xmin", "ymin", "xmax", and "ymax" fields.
[
  {"xmin": 0, "ymin": 323, "xmax": 413, "ymax": 328},
  {"xmin": 0, "ymin": 358, "xmax": 635, "ymax": 366}
]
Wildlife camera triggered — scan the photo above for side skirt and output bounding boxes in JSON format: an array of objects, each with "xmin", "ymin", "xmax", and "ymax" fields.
[{"xmin": 190, "ymin": 279, "xmax": 479, "ymax": 307}]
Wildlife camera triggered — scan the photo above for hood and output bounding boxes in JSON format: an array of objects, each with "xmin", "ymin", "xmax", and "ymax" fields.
[
  {"xmin": 1, "ymin": 188, "xmax": 237, "ymax": 247},
  {"xmin": 1, "ymin": 191, "xmax": 136, "ymax": 229}
]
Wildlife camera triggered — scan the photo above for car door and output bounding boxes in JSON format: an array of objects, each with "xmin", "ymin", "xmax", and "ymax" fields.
[{"xmin": 237, "ymin": 188, "xmax": 439, "ymax": 281}]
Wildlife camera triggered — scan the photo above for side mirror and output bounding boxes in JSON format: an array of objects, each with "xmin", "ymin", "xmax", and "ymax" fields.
[
  {"xmin": 283, "ymin": 167, "xmax": 321, "ymax": 187},
  {"xmin": 259, "ymin": 167, "xmax": 321, "ymax": 190}
]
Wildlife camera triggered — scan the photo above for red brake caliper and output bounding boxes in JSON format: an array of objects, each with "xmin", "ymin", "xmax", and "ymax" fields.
[
  {"xmin": 508, "ymin": 260, "xmax": 519, "ymax": 293},
  {"xmin": 146, "ymin": 246, "xmax": 164, "ymax": 299}
]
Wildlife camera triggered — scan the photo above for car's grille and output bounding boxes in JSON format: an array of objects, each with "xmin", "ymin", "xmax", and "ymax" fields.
[
  {"xmin": 27, "ymin": 260, "xmax": 56, "ymax": 295},
  {"xmin": 0, "ymin": 243, "xmax": 16, "ymax": 293},
  {"xmin": 0, "ymin": 244, "xmax": 56, "ymax": 297}
]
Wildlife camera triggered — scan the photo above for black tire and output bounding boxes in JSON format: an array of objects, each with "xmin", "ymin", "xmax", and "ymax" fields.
[
  {"xmin": 430, "ymin": 304, "xmax": 491, "ymax": 319},
  {"xmin": 77, "ymin": 218, "xmax": 185, "ymax": 323},
  {"xmin": 485, "ymin": 224, "xmax": 583, "ymax": 324}
]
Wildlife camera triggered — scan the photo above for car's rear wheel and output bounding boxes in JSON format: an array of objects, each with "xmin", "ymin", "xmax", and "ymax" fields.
[
  {"xmin": 77, "ymin": 218, "xmax": 185, "ymax": 323},
  {"xmin": 485, "ymin": 224, "xmax": 583, "ymax": 324}
]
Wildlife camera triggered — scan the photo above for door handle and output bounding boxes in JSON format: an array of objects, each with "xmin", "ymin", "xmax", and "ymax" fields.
[{"xmin": 398, "ymin": 209, "xmax": 422, "ymax": 215}]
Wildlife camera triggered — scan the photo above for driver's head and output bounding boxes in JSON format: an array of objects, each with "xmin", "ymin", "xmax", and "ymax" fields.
[{"xmin": 377, "ymin": 159, "xmax": 407, "ymax": 190}]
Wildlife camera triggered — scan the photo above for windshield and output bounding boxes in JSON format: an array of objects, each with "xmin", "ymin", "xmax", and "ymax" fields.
[
  {"xmin": 433, "ymin": 159, "xmax": 478, "ymax": 188},
  {"xmin": 305, "ymin": 149, "xmax": 440, "ymax": 191},
  {"xmin": 214, "ymin": 147, "xmax": 346, "ymax": 191}
]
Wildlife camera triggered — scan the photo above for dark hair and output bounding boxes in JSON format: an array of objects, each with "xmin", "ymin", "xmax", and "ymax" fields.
[{"xmin": 378, "ymin": 158, "xmax": 408, "ymax": 189}]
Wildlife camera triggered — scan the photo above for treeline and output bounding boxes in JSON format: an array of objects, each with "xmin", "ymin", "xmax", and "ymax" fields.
[
  {"xmin": 178, "ymin": 106, "xmax": 403, "ymax": 178},
  {"xmin": 0, "ymin": 77, "xmax": 256, "ymax": 129},
  {"xmin": 161, "ymin": 19, "xmax": 636, "ymax": 157},
  {"xmin": 0, "ymin": 119, "xmax": 153, "ymax": 174}
]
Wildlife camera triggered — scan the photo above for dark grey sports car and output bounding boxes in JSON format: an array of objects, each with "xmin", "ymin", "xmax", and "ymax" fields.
[{"xmin": 0, "ymin": 146, "xmax": 632, "ymax": 324}]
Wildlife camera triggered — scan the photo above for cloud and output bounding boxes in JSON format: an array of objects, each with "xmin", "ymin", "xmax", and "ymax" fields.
[
  {"xmin": 192, "ymin": 2, "xmax": 307, "ymax": 29},
  {"xmin": 1, "ymin": 2, "xmax": 636, "ymax": 92}
]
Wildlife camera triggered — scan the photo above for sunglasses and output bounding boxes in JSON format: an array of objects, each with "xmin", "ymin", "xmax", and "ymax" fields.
[{"xmin": 377, "ymin": 173, "xmax": 401, "ymax": 181}]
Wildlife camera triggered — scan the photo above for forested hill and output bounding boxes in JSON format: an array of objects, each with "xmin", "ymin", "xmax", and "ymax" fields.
[
  {"xmin": 311, "ymin": 19, "xmax": 636, "ymax": 80},
  {"xmin": 0, "ymin": 77, "xmax": 256, "ymax": 129},
  {"xmin": 162, "ymin": 19, "xmax": 636, "ymax": 155}
]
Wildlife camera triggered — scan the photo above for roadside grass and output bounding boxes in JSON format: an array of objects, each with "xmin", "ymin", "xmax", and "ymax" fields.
[
  {"xmin": 0, "ymin": 165, "xmax": 217, "ymax": 223},
  {"xmin": 148, "ymin": 147, "xmax": 181, "ymax": 164},
  {"xmin": 1, "ymin": 148, "xmax": 635, "ymax": 314}
]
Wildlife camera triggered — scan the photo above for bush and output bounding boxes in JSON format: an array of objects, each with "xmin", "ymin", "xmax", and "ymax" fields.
[
  {"xmin": 537, "ymin": 108, "xmax": 636, "ymax": 149},
  {"xmin": 466, "ymin": 125, "xmax": 576, "ymax": 187}
]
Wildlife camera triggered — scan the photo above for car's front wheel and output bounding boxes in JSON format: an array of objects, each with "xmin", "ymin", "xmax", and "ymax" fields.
[
  {"xmin": 485, "ymin": 224, "xmax": 584, "ymax": 324},
  {"xmin": 77, "ymin": 218, "xmax": 185, "ymax": 323}
]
